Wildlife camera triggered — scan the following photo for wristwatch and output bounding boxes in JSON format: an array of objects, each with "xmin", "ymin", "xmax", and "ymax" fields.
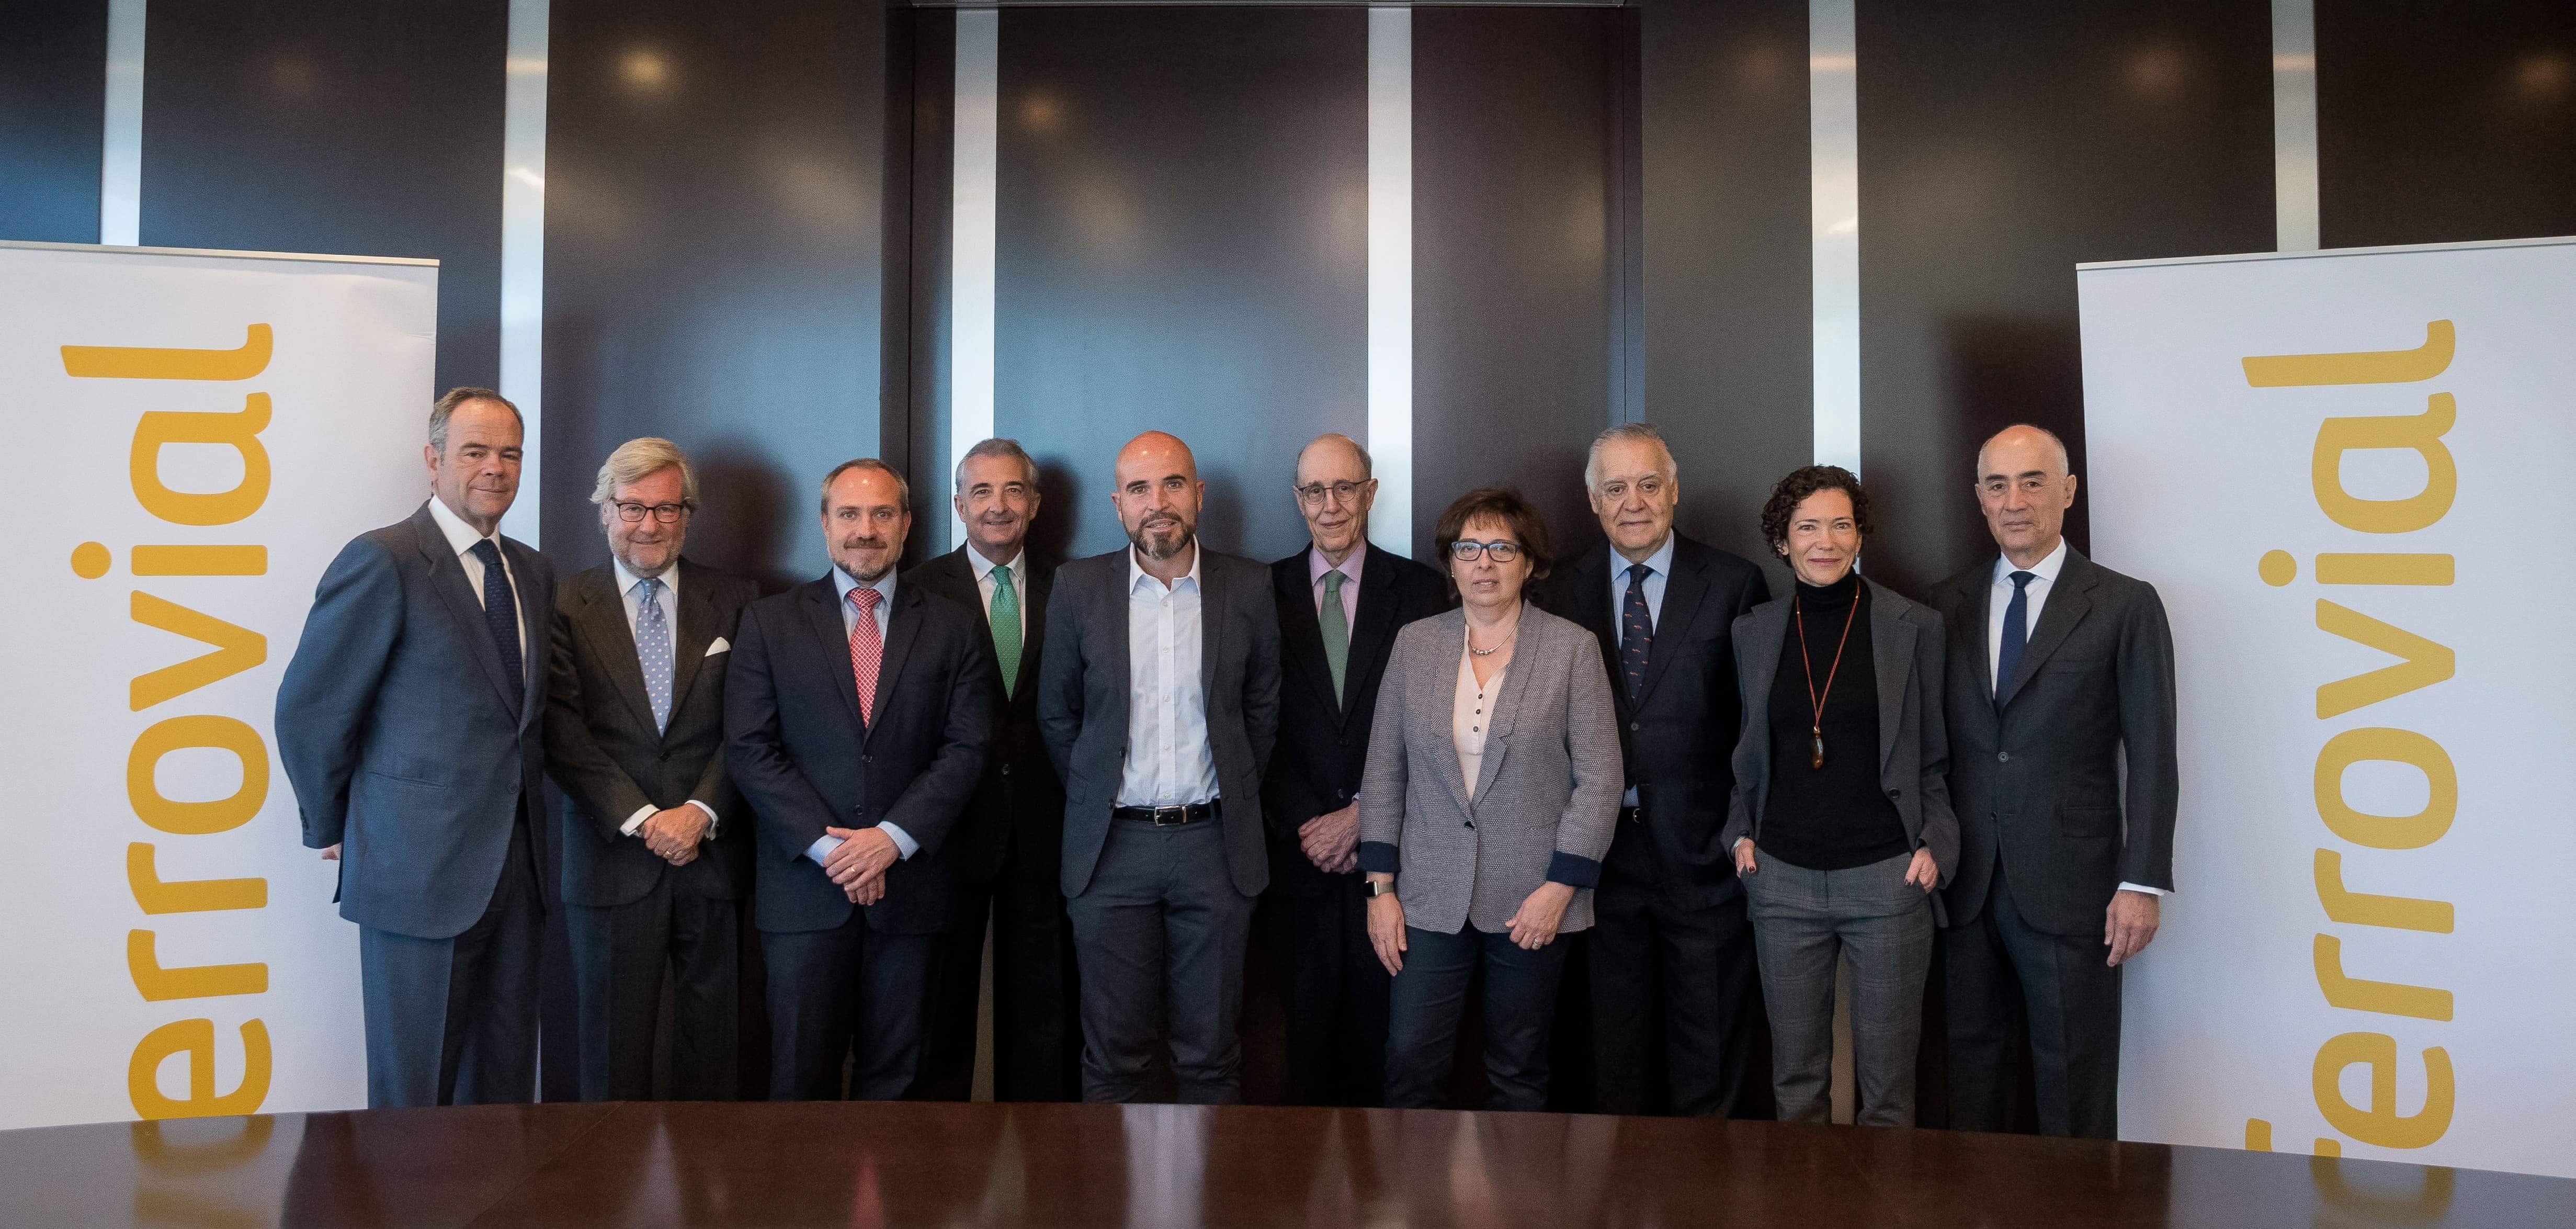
[{"xmin": 1365, "ymin": 878, "xmax": 1397, "ymax": 899}]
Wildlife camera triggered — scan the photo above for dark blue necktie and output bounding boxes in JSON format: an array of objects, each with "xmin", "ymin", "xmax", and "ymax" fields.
[
  {"xmin": 469, "ymin": 539, "xmax": 524, "ymax": 704},
  {"xmin": 1994, "ymin": 569, "xmax": 2035, "ymax": 705},
  {"xmin": 1620, "ymin": 562, "xmax": 1654, "ymax": 699}
]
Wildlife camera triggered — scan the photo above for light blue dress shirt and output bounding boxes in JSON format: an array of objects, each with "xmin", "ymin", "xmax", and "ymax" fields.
[
  {"xmin": 804, "ymin": 566, "xmax": 918, "ymax": 867},
  {"xmin": 1119, "ymin": 547, "xmax": 1220, "ymax": 808},
  {"xmin": 1609, "ymin": 533, "xmax": 1676, "ymax": 807}
]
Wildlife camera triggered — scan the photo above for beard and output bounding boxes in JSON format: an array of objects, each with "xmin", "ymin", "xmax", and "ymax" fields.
[
  {"xmin": 834, "ymin": 538, "xmax": 897, "ymax": 582},
  {"xmin": 1126, "ymin": 514, "xmax": 1195, "ymax": 561}
]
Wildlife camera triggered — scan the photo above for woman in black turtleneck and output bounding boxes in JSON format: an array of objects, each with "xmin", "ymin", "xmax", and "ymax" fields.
[{"xmin": 1720, "ymin": 466, "xmax": 1958, "ymax": 1127}]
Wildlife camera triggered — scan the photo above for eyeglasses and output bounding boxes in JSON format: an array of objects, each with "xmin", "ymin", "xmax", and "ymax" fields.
[
  {"xmin": 1295, "ymin": 480, "xmax": 1370, "ymax": 506},
  {"xmin": 610, "ymin": 500, "xmax": 691, "ymax": 524},
  {"xmin": 1448, "ymin": 539, "xmax": 1522, "ymax": 562}
]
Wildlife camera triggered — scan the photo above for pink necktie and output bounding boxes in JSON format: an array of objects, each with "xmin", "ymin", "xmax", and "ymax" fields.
[{"xmin": 847, "ymin": 585, "xmax": 883, "ymax": 727}]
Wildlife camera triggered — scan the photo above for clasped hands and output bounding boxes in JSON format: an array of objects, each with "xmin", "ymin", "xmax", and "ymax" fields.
[
  {"xmin": 821, "ymin": 826, "xmax": 899, "ymax": 905},
  {"xmin": 1300, "ymin": 803, "xmax": 1360, "ymax": 874},
  {"xmin": 639, "ymin": 806, "xmax": 709, "ymax": 866}
]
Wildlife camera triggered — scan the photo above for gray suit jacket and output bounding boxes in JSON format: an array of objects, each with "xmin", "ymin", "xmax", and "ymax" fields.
[
  {"xmin": 276, "ymin": 501, "xmax": 556, "ymax": 940},
  {"xmin": 544, "ymin": 557, "xmax": 761, "ymax": 909},
  {"xmin": 1723, "ymin": 576, "xmax": 1959, "ymax": 921},
  {"xmin": 1928, "ymin": 547, "xmax": 2178, "ymax": 935},
  {"xmin": 1356, "ymin": 604, "xmax": 1623, "ymax": 935},
  {"xmin": 1036, "ymin": 545, "xmax": 1282, "ymax": 898}
]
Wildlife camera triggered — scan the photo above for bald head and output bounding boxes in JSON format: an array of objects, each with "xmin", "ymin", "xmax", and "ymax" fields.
[
  {"xmin": 1973, "ymin": 424, "xmax": 2078, "ymax": 568},
  {"xmin": 1976, "ymin": 424, "xmax": 2070, "ymax": 480},
  {"xmin": 1112, "ymin": 431, "xmax": 1205, "ymax": 566},
  {"xmin": 1295, "ymin": 433, "xmax": 1378, "ymax": 563}
]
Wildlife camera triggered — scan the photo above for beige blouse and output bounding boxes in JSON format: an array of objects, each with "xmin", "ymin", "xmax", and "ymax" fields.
[{"xmin": 1455, "ymin": 629, "xmax": 1504, "ymax": 800}]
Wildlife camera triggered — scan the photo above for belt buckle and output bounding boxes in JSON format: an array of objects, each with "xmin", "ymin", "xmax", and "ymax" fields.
[{"xmin": 1152, "ymin": 805, "xmax": 1188, "ymax": 826}]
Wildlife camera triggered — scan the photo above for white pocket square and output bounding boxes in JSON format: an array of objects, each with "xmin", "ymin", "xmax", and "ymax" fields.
[{"xmin": 705, "ymin": 638, "xmax": 730, "ymax": 656}]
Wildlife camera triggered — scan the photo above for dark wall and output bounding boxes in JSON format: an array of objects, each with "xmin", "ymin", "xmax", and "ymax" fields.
[
  {"xmin": 135, "ymin": 0, "xmax": 509, "ymax": 395},
  {"xmin": 1412, "ymin": 5, "xmax": 1620, "ymax": 568},
  {"xmin": 0, "ymin": 0, "xmax": 106, "ymax": 244},
  {"xmin": 2318, "ymin": 0, "xmax": 2576, "ymax": 248},
  {"xmin": 539, "ymin": 0, "xmax": 895, "ymax": 588},
  {"xmin": 993, "ymin": 6, "xmax": 1369, "ymax": 567},
  {"xmin": 1852, "ymin": 0, "xmax": 2277, "ymax": 596}
]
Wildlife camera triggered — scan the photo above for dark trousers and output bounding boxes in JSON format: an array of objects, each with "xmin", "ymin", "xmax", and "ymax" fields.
[
  {"xmin": 917, "ymin": 837, "xmax": 1080, "ymax": 1102},
  {"xmin": 1271, "ymin": 875, "xmax": 1392, "ymax": 1107},
  {"xmin": 1945, "ymin": 858, "xmax": 2124, "ymax": 1138},
  {"xmin": 1065, "ymin": 818, "xmax": 1256, "ymax": 1104},
  {"xmin": 356, "ymin": 814, "xmax": 542, "ymax": 1108},
  {"xmin": 762, "ymin": 907, "xmax": 933, "ymax": 1101},
  {"xmin": 1385, "ymin": 922, "xmax": 1570, "ymax": 1112},
  {"xmin": 565, "ymin": 875, "xmax": 740, "ymax": 1102},
  {"xmin": 1743, "ymin": 851, "xmax": 1934, "ymax": 1127},
  {"xmin": 1590, "ymin": 881, "xmax": 1764, "ymax": 1117}
]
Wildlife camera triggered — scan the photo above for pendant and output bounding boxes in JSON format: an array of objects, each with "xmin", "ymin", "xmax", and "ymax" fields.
[{"xmin": 1810, "ymin": 726, "xmax": 1825, "ymax": 770}]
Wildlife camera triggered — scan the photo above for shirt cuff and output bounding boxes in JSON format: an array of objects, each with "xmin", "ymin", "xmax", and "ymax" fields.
[
  {"xmin": 804, "ymin": 835, "xmax": 842, "ymax": 865},
  {"xmin": 1357, "ymin": 840, "xmax": 1401, "ymax": 876},
  {"xmin": 686, "ymin": 799, "xmax": 719, "ymax": 837},
  {"xmin": 621, "ymin": 804, "xmax": 656, "ymax": 836},
  {"xmin": 2117, "ymin": 882, "xmax": 2169, "ymax": 897},
  {"xmin": 1546, "ymin": 851, "xmax": 1603, "ymax": 889},
  {"xmin": 878, "ymin": 822, "xmax": 919, "ymax": 860}
]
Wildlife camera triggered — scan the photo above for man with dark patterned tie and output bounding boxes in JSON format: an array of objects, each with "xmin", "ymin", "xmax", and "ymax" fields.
[
  {"xmin": 544, "ymin": 437, "xmax": 761, "ymax": 1101},
  {"xmin": 723, "ymin": 458, "xmax": 994, "ymax": 1100},
  {"xmin": 276, "ymin": 388, "xmax": 556, "ymax": 1107}
]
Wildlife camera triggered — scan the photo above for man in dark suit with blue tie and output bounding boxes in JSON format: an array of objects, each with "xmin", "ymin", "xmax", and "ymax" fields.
[
  {"xmin": 277, "ymin": 388, "xmax": 556, "ymax": 1107},
  {"xmin": 724, "ymin": 458, "xmax": 995, "ymax": 1100}
]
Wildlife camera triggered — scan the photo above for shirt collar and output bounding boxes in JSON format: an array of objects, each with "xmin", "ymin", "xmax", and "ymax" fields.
[
  {"xmin": 1994, "ymin": 537, "xmax": 2070, "ymax": 586},
  {"xmin": 1309, "ymin": 540, "xmax": 1366, "ymax": 589},
  {"xmin": 967, "ymin": 543, "xmax": 1026, "ymax": 583},
  {"xmin": 834, "ymin": 563, "xmax": 899, "ymax": 610},
  {"xmin": 425, "ymin": 494, "xmax": 500, "ymax": 558},
  {"xmin": 1129, "ymin": 543, "xmax": 1203, "ymax": 594},
  {"xmin": 1615, "ymin": 532, "xmax": 1677, "ymax": 581},
  {"xmin": 611, "ymin": 556, "xmax": 677, "ymax": 600}
]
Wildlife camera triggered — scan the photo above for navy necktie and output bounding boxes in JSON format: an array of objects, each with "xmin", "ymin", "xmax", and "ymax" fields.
[
  {"xmin": 1994, "ymin": 569, "xmax": 2036, "ymax": 705},
  {"xmin": 1620, "ymin": 562, "xmax": 1654, "ymax": 699},
  {"xmin": 469, "ymin": 539, "xmax": 524, "ymax": 704}
]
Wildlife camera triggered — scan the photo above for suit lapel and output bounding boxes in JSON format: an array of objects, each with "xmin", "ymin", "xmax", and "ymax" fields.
[
  {"xmin": 1469, "ymin": 605, "xmax": 1541, "ymax": 807},
  {"xmin": 1632, "ymin": 547, "xmax": 1707, "ymax": 707},
  {"xmin": 1868, "ymin": 579, "xmax": 1911, "ymax": 772},
  {"xmin": 1341, "ymin": 545, "xmax": 1405, "ymax": 726},
  {"xmin": 1735, "ymin": 600, "xmax": 1787, "ymax": 819},
  {"xmin": 412, "ymin": 506, "xmax": 523, "ymax": 717},
  {"xmin": 1421, "ymin": 612, "xmax": 1476, "ymax": 818},
  {"xmin": 1996, "ymin": 551, "xmax": 2093, "ymax": 712},
  {"xmin": 1962, "ymin": 565, "xmax": 1998, "ymax": 709},
  {"xmin": 803, "ymin": 578, "xmax": 866, "ymax": 729},
  {"xmin": 867, "ymin": 584, "xmax": 924, "ymax": 742},
  {"xmin": 1197, "ymin": 554, "xmax": 1223, "ymax": 707},
  {"xmin": 664, "ymin": 560, "xmax": 720, "ymax": 721},
  {"xmin": 583, "ymin": 567, "xmax": 659, "ymax": 733},
  {"xmin": 1566, "ymin": 552, "xmax": 1627, "ymax": 720},
  {"xmin": 505, "ymin": 538, "xmax": 544, "ymax": 730},
  {"xmin": 1277, "ymin": 552, "xmax": 1341, "ymax": 721},
  {"xmin": 1018, "ymin": 562, "xmax": 1049, "ymax": 699}
]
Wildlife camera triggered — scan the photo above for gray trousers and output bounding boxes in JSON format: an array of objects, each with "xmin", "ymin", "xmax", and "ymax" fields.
[
  {"xmin": 1065, "ymin": 817, "xmax": 1255, "ymax": 1104},
  {"xmin": 565, "ymin": 875, "xmax": 739, "ymax": 1102},
  {"xmin": 356, "ymin": 816, "xmax": 543, "ymax": 1108},
  {"xmin": 1741, "ymin": 850, "xmax": 1933, "ymax": 1127}
]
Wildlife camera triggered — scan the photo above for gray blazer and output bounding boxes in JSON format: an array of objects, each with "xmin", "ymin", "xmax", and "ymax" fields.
[
  {"xmin": 1356, "ymin": 604, "xmax": 1623, "ymax": 935},
  {"xmin": 1722, "ymin": 576, "xmax": 1960, "ymax": 920},
  {"xmin": 276, "ymin": 501, "xmax": 556, "ymax": 940},
  {"xmin": 1036, "ymin": 546, "xmax": 1283, "ymax": 898}
]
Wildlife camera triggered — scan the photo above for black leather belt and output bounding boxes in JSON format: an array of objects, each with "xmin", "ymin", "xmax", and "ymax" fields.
[{"xmin": 1113, "ymin": 800, "xmax": 1221, "ymax": 826}]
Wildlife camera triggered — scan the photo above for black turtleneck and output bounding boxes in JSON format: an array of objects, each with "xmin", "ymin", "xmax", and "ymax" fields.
[{"xmin": 1759, "ymin": 571, "xmax": 1909, "ymax": 871}]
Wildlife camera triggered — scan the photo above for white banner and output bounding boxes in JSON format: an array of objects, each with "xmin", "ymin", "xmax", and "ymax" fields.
[
  {"xmin": 0, "ymin": 242, "xmax": 438, "ymax": 1130},
  {"xmin": 2083, "ymin": 236, "xmax": 2576, "ymax": 1178}
]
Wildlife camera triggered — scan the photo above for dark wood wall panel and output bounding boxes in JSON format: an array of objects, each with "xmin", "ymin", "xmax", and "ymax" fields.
[
  {"xmin": 1411, "ymin": 6, "xmax": 1620, "ymax": 568},
  {"xmin": 2317, "ymin": 1, "xmax": 2576, "ymax": 248},
  {"xmin": 0, "ymin": 0, "xmax": 108, "ymax": 244},
  {"xmin": 539, "ymin": 0, "xmax": 893, "ymax": 588},
  {"xmin": 993, "ymin": 7, "xmax": 1369, "ymax": 566},
  {"xmin": 1853, "ymin": 0, "xmax": 2275, "ymax": 595},
  {"xmin": 1636, "ymin": 0, "xmax": 1813, "ymax": 576},
  {"xmin": 136, "ymin": 0, "xmax": 507, "ymax": 394}
]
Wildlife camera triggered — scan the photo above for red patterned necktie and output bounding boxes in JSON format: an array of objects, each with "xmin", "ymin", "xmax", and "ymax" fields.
[{"xmin": 847, "ymin": 585, "xmax": 883, "ymax": 727}]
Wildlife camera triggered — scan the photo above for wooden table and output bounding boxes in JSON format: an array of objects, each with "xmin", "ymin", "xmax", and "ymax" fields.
[{"xmin": 1, "ymin": 1100, "xmax": 2562, "ymax": 1226}]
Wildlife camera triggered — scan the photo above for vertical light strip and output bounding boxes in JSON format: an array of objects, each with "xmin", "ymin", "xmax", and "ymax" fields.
[
  {"xmin": 1809, "ymin": 0, "xmax": 1860, "ymax": 472},
  {"xmin": 1365, "ymin": 7, "xmax": 1413, "ymax": 557},
  {"xmin": 498, "ymin": 0, "xmax": 549, "ymax": 546},
  {"xmin": 2271, "ymin": 0, "xmax": 2320, "ymax": 252},
  {"xmin": 99, "ymin": 0, "xmax": 144, "ymax": 245},
  {"xmin": 949, "ymin": 10, "xmax": 1002, "ymax": 550}
]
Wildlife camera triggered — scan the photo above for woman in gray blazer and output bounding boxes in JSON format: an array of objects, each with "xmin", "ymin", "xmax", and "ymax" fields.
[
  {"xmin": 1724, "ymin": 465, "xmax": 1958, "ymax": 1127},
  {"xmin": 1358, "ymin": 488, "xmax": 1622, "ymax": 1110}
]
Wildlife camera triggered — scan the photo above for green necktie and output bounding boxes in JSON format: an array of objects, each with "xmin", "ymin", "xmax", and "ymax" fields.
[
  {"xmin": 989, "ymin": 563, "xmax": 1023, "ymax": 697},
  {"xmin": 1321, "ymin": 568, "xmax": 1350, "ymax": 707}
]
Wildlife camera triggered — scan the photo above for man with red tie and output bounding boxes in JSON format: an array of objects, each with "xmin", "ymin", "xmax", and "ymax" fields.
[{"xmin": 724, "ymin": 458, "xmax": 995, "ymax": 1099}]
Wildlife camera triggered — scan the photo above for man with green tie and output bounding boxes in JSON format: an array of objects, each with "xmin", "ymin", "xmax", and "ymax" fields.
[{"xmin": 906, "ymin": 438, "xmax": 1076, "ymax": 1100}]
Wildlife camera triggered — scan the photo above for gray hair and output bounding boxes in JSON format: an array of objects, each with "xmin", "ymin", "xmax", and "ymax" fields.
[
  {"xmin": 1974, "ymin": 424, "xmax": 2072, "ymax": 477},
  {"xmin": 954, "ymin": 437, "xmax": 1040, "ymax": 491},
  {"xmin": 1297, "ymin": 432, "xmax": 1374, "ymax": 479},
  {"xmin": 428, "ymin": 386, "xmax": 524, "ymax": 453},
  {"xmin": 1584, "ymin": 422, "xmax": 1677, "ymax": 492},
  {"xmin": 588, "ymin": 437, "xmax": 699, "ymax": 507},
  {"xmin": 820, "ymin": 457, "xmax": 912, "ymax": 513}
]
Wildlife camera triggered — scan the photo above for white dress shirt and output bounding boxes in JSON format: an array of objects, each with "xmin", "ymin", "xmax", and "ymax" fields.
[
  {"xmin": 425, "ymin": 493, "xmax": 525, "ymax": 659},
  {"xmin": 1455, "ymin": 630, "xmax": 1504, "ymax": 802},
  {"xmin": 804, "ymin": 566, "xmax": 919, "ymax": 867},
  {"xmin": 966, "ymin": 544, "xmax": 1028, "ymax": 641},
  {"xmin": 1987, "ymin": 539, "xmax": 2164, "ymax": 899},
  {"xmin": 1119, "ymin": 547, "xmax": 1220, "ymax": 808},
  {"xmin": 1309, "ymin": 542, "xmax": 1364, "ymax": 624},
  {"xmin": 609, "ymin": 557, "xmax": 721, "ymax": 840},
  {"xmin": 1607, "ymin": 533, "xmax": 1676, "ymax": 807}
]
